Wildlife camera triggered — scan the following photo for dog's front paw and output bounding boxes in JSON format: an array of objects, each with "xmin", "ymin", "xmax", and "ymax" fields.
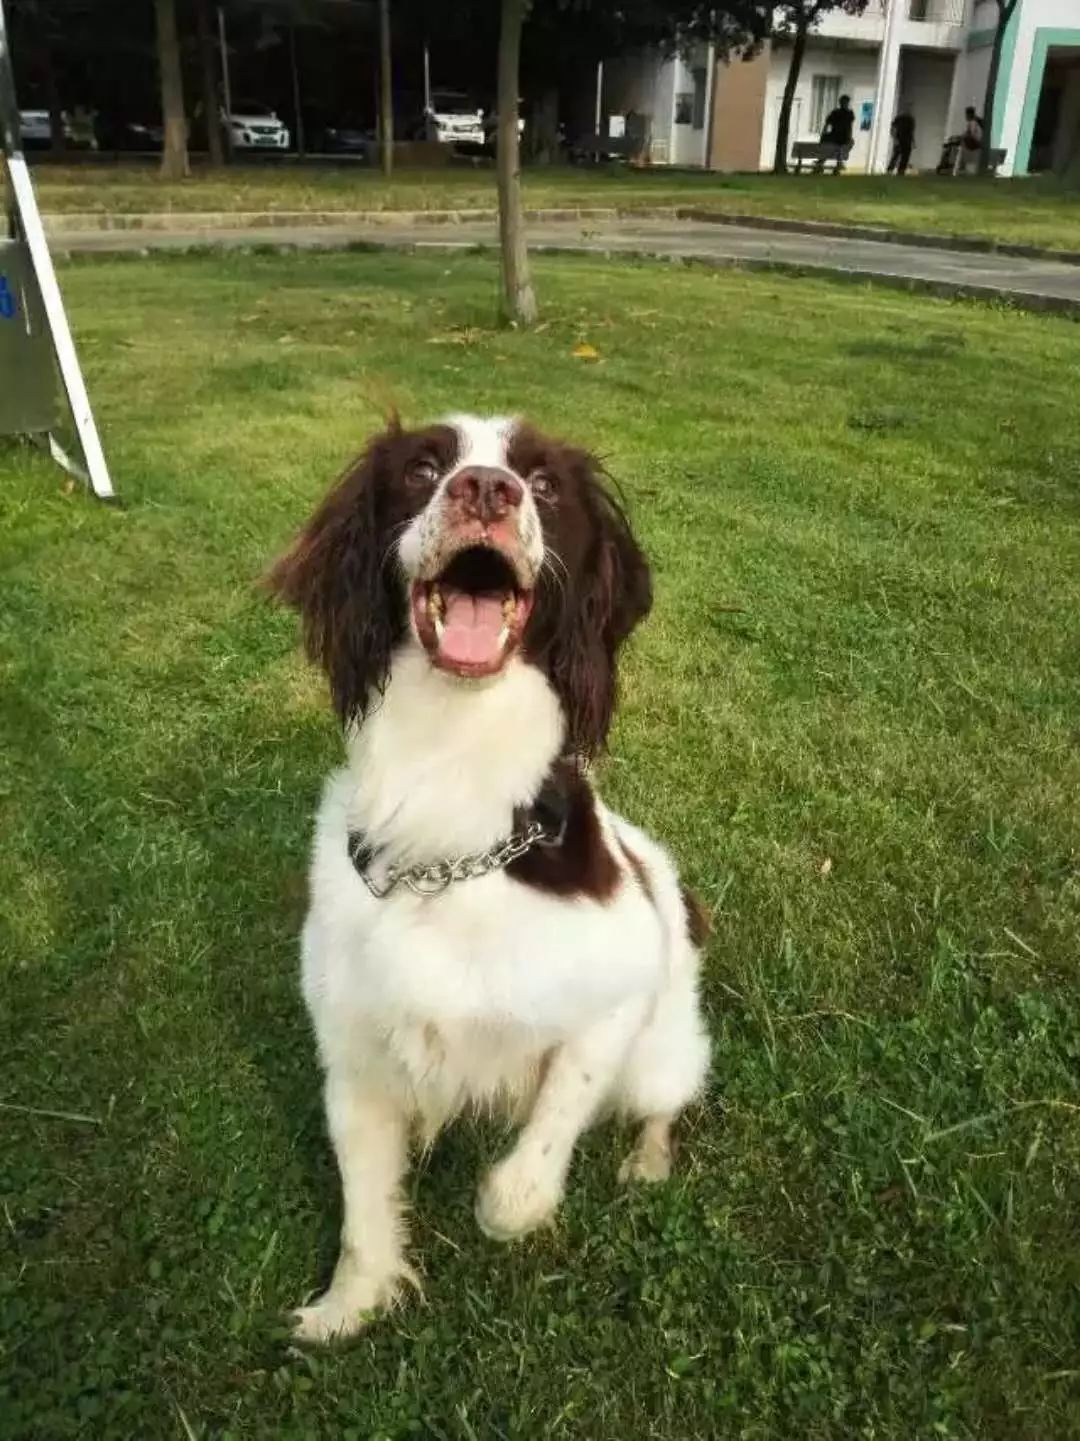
[
  {"xmin": 475, "ymin": 1155, "xmax": 562, "ymax": 1242},
  {"xmin": 291, "ymin": 1273, "xmax": 396, "ymax": 1345}
]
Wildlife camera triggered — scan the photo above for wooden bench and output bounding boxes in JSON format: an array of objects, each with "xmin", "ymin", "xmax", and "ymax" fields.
[{"xmin": 791, "ymin": 140, "xmax": 846, "ymax": 173}]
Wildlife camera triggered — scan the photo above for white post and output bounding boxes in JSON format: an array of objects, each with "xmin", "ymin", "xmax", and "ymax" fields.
[
  {"xmin": 594, "ymin": 60, "xmax": 604, "ymax": 133},
  {"xmin": 868, "ymin": 0, "xmax": 901, "ymax": 172},
  {"xmin": 702, "ymin": 41, "xmax": 717, "ymax": 168},
  {"xmin": 0, "ymin": 0, "xmax": 114, "ymax": 500},
  {"xmin": 4, "ymin": 156, "xmax": 115, "ymax": 499},
  {"xmin": 423, "ymin": 42, "xmax": 432, "ymax": 113}
]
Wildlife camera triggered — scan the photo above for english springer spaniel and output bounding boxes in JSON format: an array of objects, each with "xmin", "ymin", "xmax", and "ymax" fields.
[{"xmin": 268, "ymin": 415, "xmax": 711, "ymax": 1343}]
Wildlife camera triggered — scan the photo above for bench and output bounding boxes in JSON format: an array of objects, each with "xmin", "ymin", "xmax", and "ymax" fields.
[
  {"xmin": 936, "ymin": 142, "xmax": 1007, "ymax": 175},
  {"xmin": 791, "ymin": 140, "xmax": 846, "ymax": 173},
  {"xmin": 572, "ymin": 133, "xmax": 639, "ymax": 163}
]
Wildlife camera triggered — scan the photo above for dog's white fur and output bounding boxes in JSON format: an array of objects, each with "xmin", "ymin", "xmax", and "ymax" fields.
[{"xmin": 289, "ymin": 416, "xmax": 711, "ymax": 1344}]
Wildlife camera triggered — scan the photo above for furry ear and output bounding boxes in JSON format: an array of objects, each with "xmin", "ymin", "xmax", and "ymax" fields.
[
  {"xmin": 265, "ymin": 433, "xmax": 406, "ymax": 727},
  {"xmin": 549, "ymin": 469, "xmax": 652, "ymax": 758}
]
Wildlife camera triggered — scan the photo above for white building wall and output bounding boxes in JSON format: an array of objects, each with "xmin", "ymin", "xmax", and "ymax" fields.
[
  {"xmin": 898, "ymin": 52, "xmax": 957, "ymax": 169},
  {"xmin": 995, "ymin": 0, "xmax": 1080, "ymax": 174},
  {"xmin": 760, "ymin": 42, "xmax": 881, "ymax": 170},
  {"xmin": 669, "ymin": 46, "xmax": 714, "ymax": 166},
  {"xmin": 605, "ymin": 0, "xmax": 1079, "ymax": 173}
]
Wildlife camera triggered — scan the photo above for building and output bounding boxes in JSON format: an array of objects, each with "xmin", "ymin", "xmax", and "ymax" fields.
[{"xmin": 598, "ymin": 0, "xmax": 1080, "ymax": 176}]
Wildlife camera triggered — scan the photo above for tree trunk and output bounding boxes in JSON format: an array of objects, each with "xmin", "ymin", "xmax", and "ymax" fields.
[
  {"xmin": 155, "ymin": 0, "xmax": 189, "ymax": 180},
  {"xmin": 528, "ymin": 86, "xmax": 560, "ymax": 164},
  {"xmin": 288, "ymin": 25, "xmax": 305, "ymax": 157},
  {"xmin": 378, "ymin": 0, "xmax": 393, "ymax": 176},
  {"xmin": 194, "ymin": 0, "xmax": 224, "ymax": 166},
  {"xmin": 497, "ymin": 0, "xmax": 537, "ymax": 326},
  {"xmin": 979, "ymin": 1, "xmax": 1010, "ymax": 175},
  {"xmin": 773, "ymin": 18, "xmax": 808, "ymax": 175}
]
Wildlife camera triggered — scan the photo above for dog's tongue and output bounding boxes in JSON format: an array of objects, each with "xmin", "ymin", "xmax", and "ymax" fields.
[{"xmin": 439, "ymin": 589, "xmax": 507, "ymax": 667}]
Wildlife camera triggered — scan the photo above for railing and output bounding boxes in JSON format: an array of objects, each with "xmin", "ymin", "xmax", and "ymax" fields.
[{"xmin": 907, "ymin": 0, "xmax": 967, "ymax": 23}]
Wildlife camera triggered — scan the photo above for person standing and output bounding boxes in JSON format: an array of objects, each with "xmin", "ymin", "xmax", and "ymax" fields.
[
  {"xmin": 888, "ymin": 107, "xmax": 915, "ymax": 174},
  {"xmin": 819, "ymin": 93, "xmax": 856, "ymax": 172}
]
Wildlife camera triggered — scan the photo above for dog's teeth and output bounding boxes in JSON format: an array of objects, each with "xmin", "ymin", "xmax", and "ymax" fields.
[
  {"xmin": 434, "ymin": 615, "xmax": 445, "ymax": 640},
  {"xmin": 498, "ymin": 625, "xmax": 509, "ymax": 647}
]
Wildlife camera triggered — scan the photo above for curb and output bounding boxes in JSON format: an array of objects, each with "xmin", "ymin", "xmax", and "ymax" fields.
[
  {"xmin": 40, "ymin": 205, "xmax": 1080, "ymax": 266},
  {"xmin": 52, "ymin": 231, "xmax": 1080, "ymax": 319},
  {"xmin": 673, "ymin": 209, "xmax": 1080, "ymax": 267}
]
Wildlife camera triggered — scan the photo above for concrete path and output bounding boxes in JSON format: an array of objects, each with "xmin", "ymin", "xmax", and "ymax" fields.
[{"xmin": 53, "ymin": 215, "xmax": 1080, "ymax": 316}]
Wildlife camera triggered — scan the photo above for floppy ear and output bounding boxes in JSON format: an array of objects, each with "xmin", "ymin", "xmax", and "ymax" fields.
[
  {"xmin": 549, "ymin": 467, "xmax": 652, "ymax": 758},
  {"xmin": 265, "ymin": 433, "xmax": 406, "ymax": 727}
]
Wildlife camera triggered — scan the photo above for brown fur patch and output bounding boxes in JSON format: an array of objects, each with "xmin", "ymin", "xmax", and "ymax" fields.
[
  {"xmin": 680, "ymin": 885, "xmax": 712, "ymax": 949},
  {"xmin": 508, "ymin": 763, "xmax": 620, "ymax": 902}
]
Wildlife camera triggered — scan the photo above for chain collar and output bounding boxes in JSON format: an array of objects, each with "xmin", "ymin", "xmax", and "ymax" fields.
[{"xmin": 346, "ymin": 774, "xmax": 571, "ymax": 900}]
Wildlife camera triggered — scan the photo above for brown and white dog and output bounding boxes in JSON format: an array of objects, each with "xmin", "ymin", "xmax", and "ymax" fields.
[{"xmin": 268, "ymin": 414, "xmax": 711, "ymax": 1343}]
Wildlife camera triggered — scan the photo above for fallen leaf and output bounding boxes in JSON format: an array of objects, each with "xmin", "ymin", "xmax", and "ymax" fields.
[
  {"xmin": 819, "ymin": 857, "xmax": 833, "ymax": 877},
  {"xmin": 572, "ymin": 342, "xmax": 600, "ymax": 361},
  {"xmin": 61, "ymin": 479, "xmax": 76, "ymax": 497}
]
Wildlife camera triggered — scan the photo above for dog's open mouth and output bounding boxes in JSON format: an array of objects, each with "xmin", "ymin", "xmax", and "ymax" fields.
[{"xmin": 411, "ymin": 546, "xmax": 534, "ymax": 678}]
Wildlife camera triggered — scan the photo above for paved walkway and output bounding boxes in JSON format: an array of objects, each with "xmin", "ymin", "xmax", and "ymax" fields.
[{"xmin": 53, "ymin": 215, "xmax": 1080, "ymax": 315}]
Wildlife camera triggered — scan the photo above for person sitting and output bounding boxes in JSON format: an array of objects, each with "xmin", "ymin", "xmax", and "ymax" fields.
[
  {"xmin": 888, "ymin": 108, "xmax": 915, "ymax": 175},
  {"xmin": 936, "ymin": 106, "xmax": 983, "ymax": 174},
  {"xmin": 817, "ymin": 93, "xmax": 855, "ymax": 172}
]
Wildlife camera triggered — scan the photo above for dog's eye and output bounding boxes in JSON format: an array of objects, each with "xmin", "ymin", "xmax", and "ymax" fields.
[
  {"xmin": 529, "ymin": 469, "xmax": 556, "ymax": 499},
  {"xmin": 408, "ymin": 458, "xmax": 440, "ymax": 489}
]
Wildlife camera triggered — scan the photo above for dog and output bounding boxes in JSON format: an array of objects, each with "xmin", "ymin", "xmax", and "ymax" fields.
[{"xmin": 268, "ymin": 415, "xmax": 711, "ymax": 1343}]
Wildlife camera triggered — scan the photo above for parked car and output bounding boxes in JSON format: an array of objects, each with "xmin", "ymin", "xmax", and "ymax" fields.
[
  {"xmin": 425, "ymin": 90, "xmax": 485, "ymax": 147},
  {"xmin": 306, "ymin": 109, "xmax": 374, "ymax": 155},
  {"xmin": 226, "ymin": 102, "xmax": 290, "ymax": 151},
  {"xmin": 97, "ymin": 114, "xmax": 164, "ymax": 152},
  {"xmin": 19, "ymin": 108, "xmax": 97, "ymax": 149},
  {"xmin": 19, "ymin": 109, "xmax": 53, "ymax": 146}
]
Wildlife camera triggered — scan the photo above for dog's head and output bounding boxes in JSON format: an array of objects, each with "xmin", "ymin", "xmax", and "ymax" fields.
[{"xmin": 266, "ymin": 415, "xmax": 651, "ymax": 756}]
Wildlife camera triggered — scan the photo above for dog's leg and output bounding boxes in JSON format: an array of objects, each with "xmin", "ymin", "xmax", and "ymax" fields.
[
  {"xmin": 293, "ymin": 1073, "xmax": 411, "ymax": 1344},
  {"xmin": 475, "ymin": 1004, "xmax": 641, "ymax": 1241},
  {"xmin": 618, "ymin": 1112, "xmax": 676, "ymax": 1182}
]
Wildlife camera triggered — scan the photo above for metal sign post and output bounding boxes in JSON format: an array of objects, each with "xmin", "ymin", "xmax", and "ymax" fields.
[{"xmin": 0, "ymin": 0, "xmax": 116, "ymax": 500}]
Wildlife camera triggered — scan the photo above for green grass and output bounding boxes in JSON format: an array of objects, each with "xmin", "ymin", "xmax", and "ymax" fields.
[
  {"xmin": 16, "ymin": 160, "xmax": 1080, "ymax": 253},
  {"xmin": 3, "ymin": 249, "xmax": 1080, "ymax": 1440}
]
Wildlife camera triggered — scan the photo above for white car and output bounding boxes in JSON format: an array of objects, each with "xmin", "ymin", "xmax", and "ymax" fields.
[
  {"xmin": 19, "ymin": 109, "xmax": 71, "ymax": 146},
  {"xmin": 426, "ymin": 91, "xmax": 485, "ymax": 147},
  {"xmin": 226, "ymin": 103, "xmax": 290, "ymax": 151}
]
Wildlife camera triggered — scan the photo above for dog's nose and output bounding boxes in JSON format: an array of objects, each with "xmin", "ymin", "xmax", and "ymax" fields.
[{"xmin": 446, "ymin": 467, "xmax": 523, "ymax": 522}]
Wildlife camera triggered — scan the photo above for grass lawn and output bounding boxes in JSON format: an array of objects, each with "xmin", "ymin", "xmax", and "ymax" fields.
[
  {"xmin": 3, "ymin": 249, "xmax": 1080, "ymax": 1439},
  {"xmin": 17, "ymin": 160, "xmax": 1080, "ymax": 254}
]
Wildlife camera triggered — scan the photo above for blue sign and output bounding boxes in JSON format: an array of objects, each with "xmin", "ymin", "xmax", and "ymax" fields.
[{"xmin": 0, "ymin": 273, "xmax": 16, "ymax": 320}]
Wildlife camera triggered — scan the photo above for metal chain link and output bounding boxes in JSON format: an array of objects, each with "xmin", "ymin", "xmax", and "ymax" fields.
[{"xmin": 358, "ymin": 819, "xmax": 552, "ymax": 900}]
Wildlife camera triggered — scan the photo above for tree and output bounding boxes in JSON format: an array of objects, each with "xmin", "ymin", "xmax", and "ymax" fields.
[
  {"xmin": 771, "ymin": 0, "xmax": 868, "ymax": 174},
  {"xmin": 487, "ymin": 0, "xmax": 770, "ymax": 324},
  {"xmin": 979, "ymin": 0, "xmax": 1018, "ymax": 176},
  {"xmin": 496, "ymin": 0, "xmax": 537, "ymax": 325},
  {"xmin": 194, "ymin": 0, "xmax": 225, "ymax": 165},
  {"xmin": 155, "ymin": 0, "xmax": 189, "ymax": 178},
  {"xmin": 378, "ymin": 0, "xmax": 392, "ymax": 175}
]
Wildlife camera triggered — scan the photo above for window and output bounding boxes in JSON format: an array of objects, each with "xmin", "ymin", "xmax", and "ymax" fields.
[
  {"xmin": 674, "ymin": 92, "xmax": 693, "ymax": 126},
  {"xmin": 810, "ymin": 74, "xmax": 841, "ymax": 134}
]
